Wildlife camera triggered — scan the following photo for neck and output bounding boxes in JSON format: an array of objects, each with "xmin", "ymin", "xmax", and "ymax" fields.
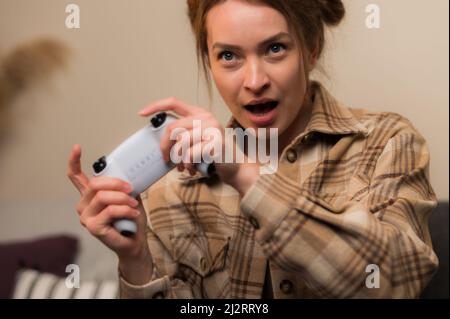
[{"xmin": 277, "ymin": 88, "xmax": 314, "ymax": 156}]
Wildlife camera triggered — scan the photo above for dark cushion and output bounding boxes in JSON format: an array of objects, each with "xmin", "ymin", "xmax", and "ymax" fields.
[
  {"xmin": 421, "ymin": 202, "xmax": 449, "ymax": 299},
  {"xmin": 0, "ymin": 235, "xmax": 78, "ymax": 298}
]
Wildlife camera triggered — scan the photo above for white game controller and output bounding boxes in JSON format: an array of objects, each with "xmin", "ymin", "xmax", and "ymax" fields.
[{"xmin": 92, "ymin": 112, "xmax": 214, "ymax": 237}]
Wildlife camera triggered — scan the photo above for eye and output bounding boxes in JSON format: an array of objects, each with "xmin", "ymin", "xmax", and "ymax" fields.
[
  {"xmin": 218, "ymin": 51, "xmax": 235, "ymax": 62},
  {"xmin": 268, "ymin": 43, "xmax": 286, "ymax": 55}
]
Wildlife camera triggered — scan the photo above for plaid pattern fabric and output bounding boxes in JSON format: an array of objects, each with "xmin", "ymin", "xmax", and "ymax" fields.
[{"xmin": 119, "ymin": 81, "xmax": 438, "ymax": 299}]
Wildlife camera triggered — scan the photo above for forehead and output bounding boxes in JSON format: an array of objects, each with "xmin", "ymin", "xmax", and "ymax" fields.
[{"xmin": 206, "ymin": 0, "xmax": 290, "ymax": 46}]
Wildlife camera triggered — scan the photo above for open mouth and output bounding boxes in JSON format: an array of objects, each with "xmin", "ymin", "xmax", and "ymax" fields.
[{"xmin": 244, "ymin": 101, "xmax": 279, "ymax": 116}]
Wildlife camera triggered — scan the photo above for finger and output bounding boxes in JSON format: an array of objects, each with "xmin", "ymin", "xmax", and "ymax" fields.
[
  {"xmin": 82, "ymin": 190, "xmax": 139, "ymax": 219},
  {"xmin": 183, "ymin": 140, "xmax": 206, "ymax": 176},
  {"xmin": 138, "ymin": 97, "xmax": 202, "ymax": 118},
  {"xmin": 90, "ymin": 205, "xmax": 141, "ymax": 234},
  {"xmin": 99, "ymin": 227, "xmax": 136, "ymax": 247},
  {"xmin": 161, "ymin": 117, "xmax": 201, "ymax": 162},
  {"xmin": 180, "ymin": 117, "xmax": 223, "ymax": 166},
  {"xmin": 162, "ymin": 113, "xmax": 216, "ymax": 161},
  {"xmin": 67, "ymin": 144, "xmax": 89, "ymax": 194},
  {"xmin": 164, "ymin": 129, "xmax": 192, "ymax": 166},
  {"xmin": 136, "ymin": 196, "xmax": 147, "ymax": 216},
  {"xmin": 78, "ymin": 177, "xmax": 133, "ymax": 213}
]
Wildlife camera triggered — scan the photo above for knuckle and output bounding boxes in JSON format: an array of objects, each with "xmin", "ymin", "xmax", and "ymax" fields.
[
  {"xmin": 79, "ymin": 216, "xmax": 87, "ymax": 228},
  {"xmin": 76, "ymin": 203, "xmax": 84, "ymax": 215},
  {"xmin": 85, "ymin": 220, "xmax": 96, "ymax": 234},
  {"xmin": 88, "ymin": 179, "xmax": 97, "ymax": 191},
  {"xmin": 122, "ymin": 206, "xmax": 133, "ymax": 217},
  {"xmin": 107, "ymin": 204, "xmax": 122, "ymax": 217},
  {"xmin": 112, "ymin": 179, "xmax": 123, "ymax": 189},
  {"xmin": 102, "ymin": 205, "xmax": 112, "ymax": 217},
  {"xmin": 121, "ymin": 192, "xmax": 131, "ymax": 201},
  {"xmin": 94, "ymin": 191, "xmax": 107, "ymax": 204},
  {"xmin": 119, "ymin": 206, "xmax": 130, "ymax": 217}
]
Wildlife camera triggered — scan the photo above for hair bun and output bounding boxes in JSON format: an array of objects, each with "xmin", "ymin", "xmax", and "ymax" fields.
[{"xmin": 318, "ymin": 0, "xmax": 345, "ymax": 26}]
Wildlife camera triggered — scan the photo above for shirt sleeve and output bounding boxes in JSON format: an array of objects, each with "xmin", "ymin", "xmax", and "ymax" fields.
[
  {"xmin": 240, "ymin": 120, "xmax": 439, "ymax": 298},
  {"xmin": 119, "ymin": 271, "xmax": 194, "ymax": 299},
  {"xmin": 118, "ymin": 223, "xmax": 195, "ymax": 299}
]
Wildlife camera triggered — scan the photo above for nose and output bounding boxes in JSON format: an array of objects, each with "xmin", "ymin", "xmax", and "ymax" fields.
[{"xmin": 243, "ymin": 58, "xmax": 270, "ymax": 94}]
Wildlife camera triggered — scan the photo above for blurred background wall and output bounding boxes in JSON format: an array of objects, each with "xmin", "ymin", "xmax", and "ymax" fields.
[{"xmin": 0, "ymin": 0, "xmax": 448, "ymax": 280}]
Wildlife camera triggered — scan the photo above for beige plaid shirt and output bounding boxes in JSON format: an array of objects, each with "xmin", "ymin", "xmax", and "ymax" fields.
[{"xmin": 119, "ymin": 81, "xmax": 438, "ymax": 299}]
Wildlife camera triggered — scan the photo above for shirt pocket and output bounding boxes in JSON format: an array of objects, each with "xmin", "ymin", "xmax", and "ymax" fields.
[
  {"xmin": 169, "ymin": 231, "xmax": 230, "ymax": 277},
  {"xmin": 301, "ymin": 174, "xmax": 370, "ymax": 214},
  {"xmin": 316, "ymin": 190, "xmax": 348, "ymax": 211},
  {"xmin": 300, "ymin": 189, "xmax": 348, "ymax": 213}
]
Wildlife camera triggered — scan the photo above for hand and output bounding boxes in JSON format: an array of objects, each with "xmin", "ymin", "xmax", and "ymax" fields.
[
  {"xmin": 138, "ymin": 97, "xmax": 260, "ymax": 196},
  {"xmin": 67, "ymin": 144, "xmax": 150, "ymax": 262}
]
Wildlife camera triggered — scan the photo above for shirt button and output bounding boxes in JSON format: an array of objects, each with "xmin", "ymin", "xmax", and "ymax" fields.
[
  {"xmin": 303, "ymin": 133, "xmax": 314, "ymax": 144},
  {"xmin": 303, "ymin": 134, "xmax": 312, "ymax": 143},
  {"xmin": 249, "ymin": 217, "xmax": 260, "ymax": 229},
  {"xmin": 286, "ymin": 149, "xmax": 297, "ymax": 163},
  {"xmin": 280, "ymin": 279, "xmax": 294, "ymax": 294}
]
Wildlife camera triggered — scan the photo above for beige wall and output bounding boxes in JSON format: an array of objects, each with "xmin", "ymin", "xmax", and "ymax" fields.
[{"xmin": 0, "ymin": 0, "xmax": 448, "ymax": 278}]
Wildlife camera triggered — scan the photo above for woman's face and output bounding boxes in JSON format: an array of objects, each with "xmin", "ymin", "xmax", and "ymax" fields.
[{"xmin": 206, "ymin": 0, "xmax": 315, "ymax": 138}]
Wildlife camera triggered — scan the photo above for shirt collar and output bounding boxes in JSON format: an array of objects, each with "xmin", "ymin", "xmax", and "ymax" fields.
[{"xmin": 302, "ymin": 81, "xmax": 368, "ymax": 136}]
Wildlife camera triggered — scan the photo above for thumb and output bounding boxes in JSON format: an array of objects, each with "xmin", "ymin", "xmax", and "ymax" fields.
[{"xmin": 67, "ymin": 144, "xmax": 90, "ymax": 194}]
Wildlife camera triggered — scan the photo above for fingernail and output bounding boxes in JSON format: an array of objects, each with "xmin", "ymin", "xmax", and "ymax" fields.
[
  {"xmin": 134, "ymin": 210, "xmax": 140, "ymax": 216},
  {"xmin": 124, "ymin": 184, "xmax": 133, "ymax": 192}
]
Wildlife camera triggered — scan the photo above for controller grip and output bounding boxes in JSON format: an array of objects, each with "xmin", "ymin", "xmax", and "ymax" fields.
[
  {"xmin": 114, "ymin": 163, "xmax": 215, "ymax": 237},
  {"xmin": 114, "ymin": 219, "xmax": 137, "ymax": 237}
]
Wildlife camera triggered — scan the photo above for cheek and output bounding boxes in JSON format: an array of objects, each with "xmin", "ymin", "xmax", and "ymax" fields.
[
  {"xmin": 273, "ymin": 60, "xmax": 307, "ymax": 108},
  {"xmin": 212, "ymin": 69, "xmax": 242, "ymax": 107},
  {"xmin": 276, "ymin": 58, "xmax": 306, "ymax": 94}
]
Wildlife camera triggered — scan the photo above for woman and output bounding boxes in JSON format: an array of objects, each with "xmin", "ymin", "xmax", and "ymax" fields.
[{"xmin": 67, "ymin": 0, "xmax": 438, "ymax": 298}]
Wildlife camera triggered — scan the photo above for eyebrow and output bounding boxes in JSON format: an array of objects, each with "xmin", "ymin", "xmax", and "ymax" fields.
[{"xmin": 212, "ymin": 32, "xmax": 292, "ymax": 51}]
